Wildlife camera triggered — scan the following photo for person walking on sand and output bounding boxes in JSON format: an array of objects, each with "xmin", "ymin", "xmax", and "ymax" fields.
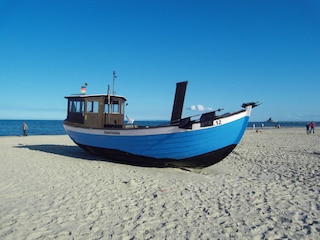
[
  {"xmin": 310, "ymin": 121, "xmax": 315, "ymax": 134},
  {"xmin": 22, "ymin": 122, "xmax": 28, "ymax": 136},
  {"xmin": 306, "ymin": 123, "xmax": 310, "ymax": 134}
]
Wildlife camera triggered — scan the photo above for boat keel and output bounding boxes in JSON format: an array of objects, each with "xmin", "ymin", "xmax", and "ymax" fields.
[{"xmin": 76, "ymin": 143, "xmax": 237, "ymax": 168}]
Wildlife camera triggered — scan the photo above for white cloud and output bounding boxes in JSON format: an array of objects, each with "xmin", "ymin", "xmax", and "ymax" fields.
[
  {"xmin": 188, "ymin": 104, "xmax": 213, "ymax": 112},
  {"xmin": 190, "ymin": 105, "xmax": 196, "ymax": 111}
]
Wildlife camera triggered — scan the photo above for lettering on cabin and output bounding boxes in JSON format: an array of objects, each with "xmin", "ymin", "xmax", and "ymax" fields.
[{"xmin": 104, "ymin": 131, "xmax": 120, "ymax": 135}]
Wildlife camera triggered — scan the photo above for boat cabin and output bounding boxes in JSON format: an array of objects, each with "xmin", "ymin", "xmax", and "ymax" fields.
[{"xmin": 64, "ymin": 94, "xmax": 127, "ymax": 128}]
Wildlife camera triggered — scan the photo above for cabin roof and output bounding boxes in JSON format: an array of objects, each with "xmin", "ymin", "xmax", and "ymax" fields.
[{"xmin": 65, "ymin": 94, "xmax": 127, "ymax": 101}]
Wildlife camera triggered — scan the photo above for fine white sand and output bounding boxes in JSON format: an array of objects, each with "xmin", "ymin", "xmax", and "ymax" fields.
[{"xmin": 0, "ymin": 128, "xmax": 319, "ymax": 239}]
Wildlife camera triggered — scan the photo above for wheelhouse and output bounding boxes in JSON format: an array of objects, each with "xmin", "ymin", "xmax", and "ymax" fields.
[{"xmin": 64, "ymin": 94, "xmax": 127, "ymax": 128}]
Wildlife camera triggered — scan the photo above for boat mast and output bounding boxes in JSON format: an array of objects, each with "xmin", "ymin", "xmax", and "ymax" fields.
[
  {"xmin": 112, "ymin": 70, "xmax": 117, "ymax": 95},
  {"xmin": 107, "ymin": 84, "xmax": 111, "ymax": 125}
]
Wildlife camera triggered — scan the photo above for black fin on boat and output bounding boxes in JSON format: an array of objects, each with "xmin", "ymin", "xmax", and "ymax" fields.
[{"xmin": 171, "ymin": 81, "xmax": 188, "ymax": 125}]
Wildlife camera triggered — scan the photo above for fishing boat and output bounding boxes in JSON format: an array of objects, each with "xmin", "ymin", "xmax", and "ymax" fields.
[{"xmin": 63, "ymin": 81, "xmax": 258, "ymax": 168}]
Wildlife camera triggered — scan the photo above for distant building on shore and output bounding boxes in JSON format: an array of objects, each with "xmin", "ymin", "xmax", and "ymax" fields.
[{"xmin": 266, "ymin": 117, "xmax": 275, "ymax": 123}]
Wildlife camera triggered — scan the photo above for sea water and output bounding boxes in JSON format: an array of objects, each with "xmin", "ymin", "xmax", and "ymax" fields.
[
  {"xmin": 0, "ymin": 120, "xmax": 66, "ymax": 136},
  {"xmin": 0, "ymin": 120, "xmax": 168, "ymax": 136},
  {"xmin": 0, "ymin": 120, "xmax": 317, "ymax": 136},
  {"xmin": 248, "ymin": 121, "xmax": 319, "ymax": 129}
]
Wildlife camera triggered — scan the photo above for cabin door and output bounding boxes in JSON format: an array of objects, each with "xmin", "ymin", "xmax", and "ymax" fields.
[{"xmin": 84, "ymin": 99, "xmax": 103, "ymax": 128}]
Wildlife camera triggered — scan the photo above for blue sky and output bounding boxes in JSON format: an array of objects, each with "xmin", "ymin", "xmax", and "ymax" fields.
[{"xmin": 0, "ymin": 0, "xmax": 319, "ymax": 121}]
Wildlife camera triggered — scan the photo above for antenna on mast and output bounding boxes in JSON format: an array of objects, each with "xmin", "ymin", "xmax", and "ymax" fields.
[{"xmin": 112, "ymin": 70, "xmax": 117, "ymax": 95}]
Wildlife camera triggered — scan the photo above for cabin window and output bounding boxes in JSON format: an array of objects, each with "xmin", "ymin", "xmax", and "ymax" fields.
[
  {"xmin": 121, "ymin": 102, "xmax": 124, "ymax": 114},
  {"xmin": 112, "ymin": 101, "xmax": 119, "ymax": 113},
  {"xmin": 104, "ymin": 104, "xmax": 108, "ymax": 113},
  {"xmin": 103, "ymin": 100, "xmax": 124, "ymax": 114},
  {"xmin": 69, "ymin": 100, "xmax": 84, "ymax": 113},
  {"xmin": 87, "ymin": 101, "xmax": 99, "ymax": 113}
]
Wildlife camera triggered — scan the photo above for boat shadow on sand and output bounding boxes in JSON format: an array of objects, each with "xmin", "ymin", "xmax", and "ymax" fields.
[{"xmin": 15, "ymin": 144, "xmax": 177, "ymax": 168}]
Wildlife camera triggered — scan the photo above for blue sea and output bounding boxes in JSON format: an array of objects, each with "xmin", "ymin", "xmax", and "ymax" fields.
[
  {"xmin": 0, "ymin": 120, "xmax": 168, "ymax": 136},
  {"xmin": 248, "ymin": 121, "xmax": 318, "ymax": 129},
  {"xmin": 0, "ymin": 120, "xmax": 317, "ymax": 136}
]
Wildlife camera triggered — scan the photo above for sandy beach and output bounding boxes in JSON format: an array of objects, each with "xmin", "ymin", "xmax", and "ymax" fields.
[{"xmin": 1, "ymin": 128, "xmax": 319, "ymax": 239}]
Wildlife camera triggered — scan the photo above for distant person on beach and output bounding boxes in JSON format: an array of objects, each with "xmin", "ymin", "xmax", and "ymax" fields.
[
  {"xmin": 261, "ymin": 123, "xmax": 264, "ymax": 129},
  {"xmin": 252, "ymin": 124, "xmax": 255, "ymax": 131},
  {"xmin": 306, "ymin": 123, "xmax": 310, "ymax": 134},
  {"xmin": 22, "ymin": 122, "xmax": 28, "ymax": 136},
  {"xmin": 310, "ymin": 121, "xmax": 315, "ymax": 134}
]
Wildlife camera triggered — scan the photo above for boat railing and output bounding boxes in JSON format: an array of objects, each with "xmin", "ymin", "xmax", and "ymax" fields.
[
  {"xmin": 136, "ymin": 103, "xmax": 256, "ymax": 130},
  {"xmin": 178, "ymin": 117, "xmax": 194, "ymax": 129},
  {"xmin": 176, "ymin": 111, "xmax": 217, "ymax": 129}
]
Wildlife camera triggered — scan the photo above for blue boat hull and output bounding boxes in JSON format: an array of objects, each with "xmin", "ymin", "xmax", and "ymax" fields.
[{"xmin": 64, "ymin": 108, "xmax": 250, "ymax": 168}]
